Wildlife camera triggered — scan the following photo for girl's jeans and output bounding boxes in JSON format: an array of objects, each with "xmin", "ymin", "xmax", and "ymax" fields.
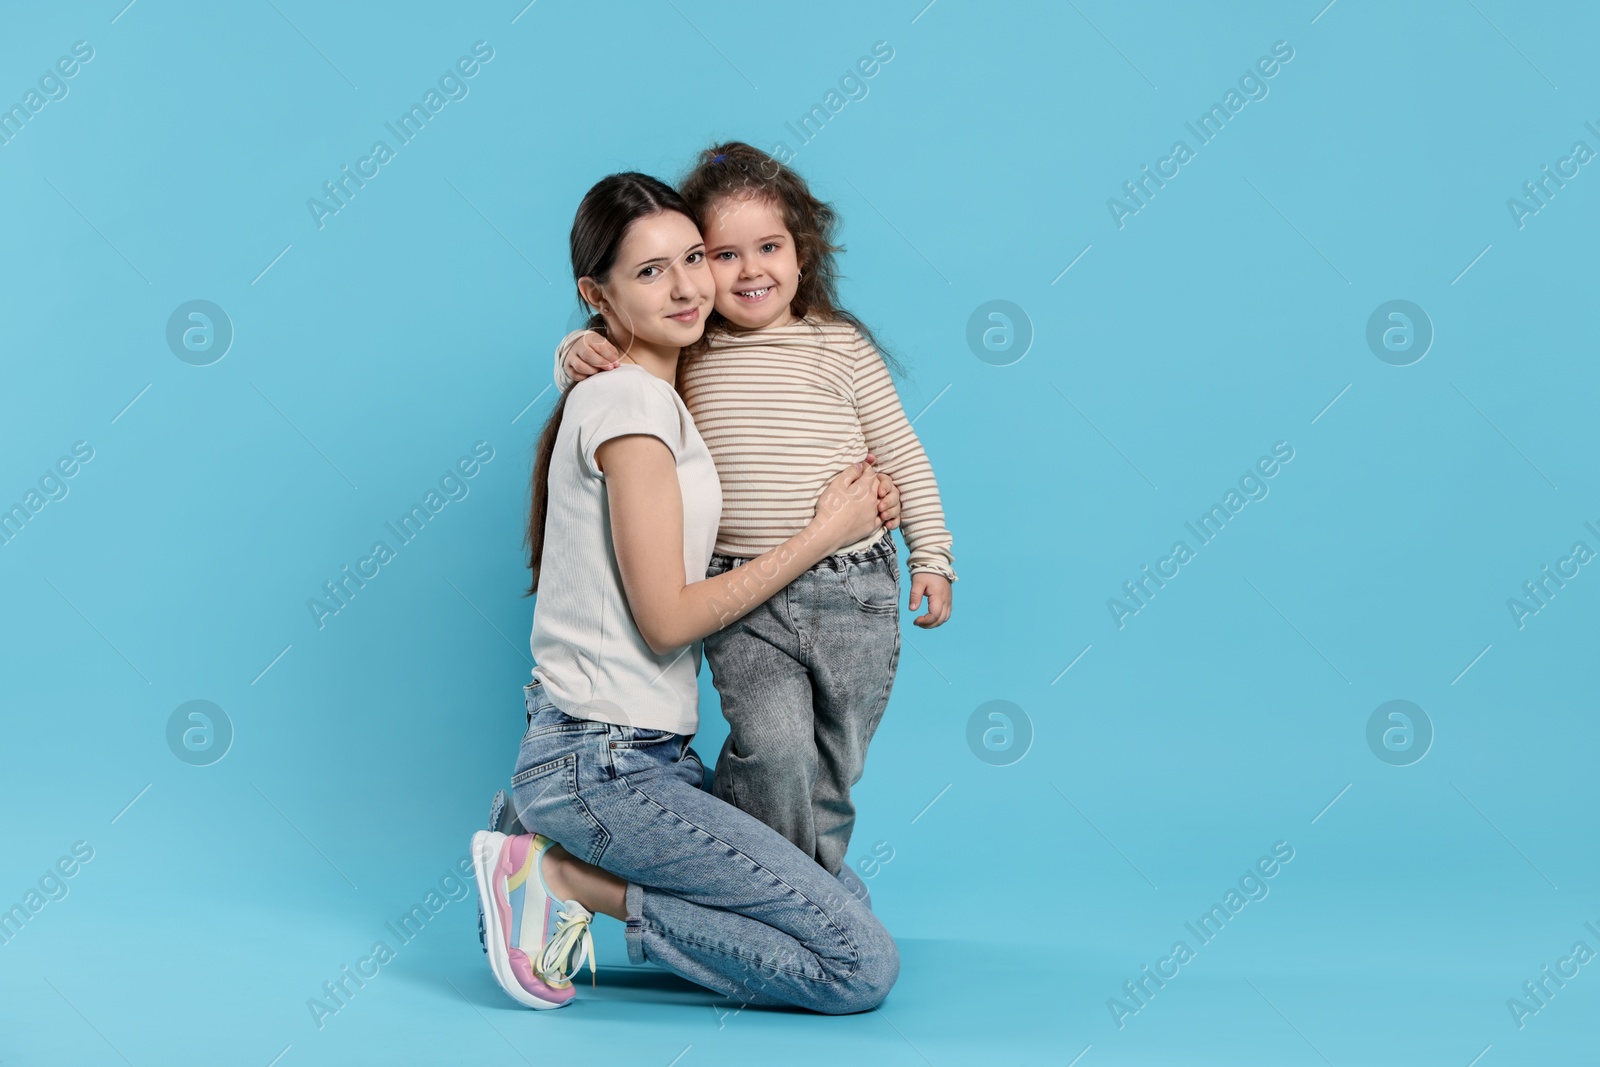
[
  {"xmin": 511, "ymin": 678, "xmax": 900, "ymax": 1014},
  {"xmin": 702, "ymin": 533, "xmax": 902, "ymax": 876}
]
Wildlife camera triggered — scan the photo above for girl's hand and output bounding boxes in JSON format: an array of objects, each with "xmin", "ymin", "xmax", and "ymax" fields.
[
  {"xmin": 808, "ymin": 459, "xmax": 881, "ymax": 554},
  {"xmin": 909, "ymin": 573, "xmax": 952, "ymax": 628},
  {"xmin": 566, "ymin": 330, "xmax": 623, "ymax": 382},
  {"xmin": 876, "ymin": 472, "xmax": 901, "ymax": 530}
]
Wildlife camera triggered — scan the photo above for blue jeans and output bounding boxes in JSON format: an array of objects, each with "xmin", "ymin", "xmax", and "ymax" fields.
[
  {"xmin": 703, "ymin": 533, "xmax": 901, "ymax": 876},
  {"xmin": 511, "ymin": 679, "xmax": 899, "ymax": 1014}
]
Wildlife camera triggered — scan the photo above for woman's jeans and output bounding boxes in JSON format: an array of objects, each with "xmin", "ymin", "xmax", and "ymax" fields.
[
  {"xmin": 703, "ymin": 533, "xmax": 901, "ymax": 876},
  {"xmin": 511, "ymin": 679, "xmax": 900, "ymax": 1014}
]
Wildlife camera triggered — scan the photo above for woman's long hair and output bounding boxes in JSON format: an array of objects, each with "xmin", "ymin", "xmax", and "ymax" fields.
[{"xmin": 525, "ymin": 172, "xmax": 696, "ymax": 594}]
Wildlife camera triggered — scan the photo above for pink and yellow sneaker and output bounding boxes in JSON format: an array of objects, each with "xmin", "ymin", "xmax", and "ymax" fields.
[{"xmin": 471, "ymin": 830, "xmax": 595, "ymax": 1009}]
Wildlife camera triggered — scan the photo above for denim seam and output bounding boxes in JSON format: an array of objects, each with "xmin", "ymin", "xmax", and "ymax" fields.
[
  {"xmin": 785, "ymin": 580, "xmax": 809, "ymax": 658},
  {"xmin": 512, "ymin": 754, "xmax": 613, "ymax": 867},
  {"xmin": 624, "ymin": 883, "xmax": 648, "ymax": 964},
  {"xmin": 521, "ymin": 722, "xmax": 609, "ymax": 745},
  {"xmin": 860, "ymin": 625, "xmax": 901, "ymax": 743},
  {"xmin": 718, "ymin": 751, "xmax": 743, "ymax": 812},
  {"xmin": 511, "ymin": 753, "xmax": 578, "ymax": 788},
  {"xmin": 649, "ymin": 924, "xmax": 827, "ymax": 982},
  {"xmin": 620, "ymin": 780, "xmax": 860, "ymax": 984}
]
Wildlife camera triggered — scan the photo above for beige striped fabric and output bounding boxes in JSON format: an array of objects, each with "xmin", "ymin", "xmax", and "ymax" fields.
[{"xmin": 556, "ymin": 317, "xmax": 955, "ymax": 581}]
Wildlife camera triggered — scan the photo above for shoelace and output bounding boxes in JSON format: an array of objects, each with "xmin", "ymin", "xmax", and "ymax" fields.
[{"xmin": 538, "ymin": 901, "xmax": 597, "ymax": 988}]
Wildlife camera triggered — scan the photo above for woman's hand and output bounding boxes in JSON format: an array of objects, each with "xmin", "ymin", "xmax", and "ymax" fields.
[
  {"xmin": 807, "ymin": 459, "xmax": 882, "ymax": 554},
  {"xmin": 565, "ymin": 330, "xmax": 623, "ymax": 382}
]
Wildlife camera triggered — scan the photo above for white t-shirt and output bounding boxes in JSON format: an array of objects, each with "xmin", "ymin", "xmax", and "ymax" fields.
[{"xmin": 529, "ymin": 364, "xmax": 722, "ymax": 735}]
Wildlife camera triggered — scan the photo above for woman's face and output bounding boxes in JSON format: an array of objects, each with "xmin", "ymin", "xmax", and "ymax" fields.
[{"xmin": 581, "ymin": 210, "xmax": 712, "ymax": 354}]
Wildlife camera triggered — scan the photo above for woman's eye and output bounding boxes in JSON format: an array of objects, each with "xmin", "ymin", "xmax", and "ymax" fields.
[
  {"xmin": 639, "ymin": 266, "xmax": 660, "ymax": 278},
  {"xmin": 686, "ymin": 251, "xmax": 704, "ymax": 264}
]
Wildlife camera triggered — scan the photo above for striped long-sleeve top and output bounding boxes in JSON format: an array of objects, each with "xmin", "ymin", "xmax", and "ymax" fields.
[{"xmin": 555, "ymin": 317, "xmax": 956, "ymax": 581}]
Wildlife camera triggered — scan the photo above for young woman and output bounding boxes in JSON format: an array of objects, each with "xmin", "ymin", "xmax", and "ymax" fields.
[{"xmin": 472, "ymin": 172, "xmax": 901, "ymax": 1014}]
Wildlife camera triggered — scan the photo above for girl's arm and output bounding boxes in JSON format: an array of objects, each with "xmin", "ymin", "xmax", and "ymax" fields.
[
  {"xmin": 553, "ymin": 330, "xmax": 621, "ymax": 391},
  {"xmin": 850, "ymin": 334, "xmax": 956, "ymax": 626},
  {"xmin": 598, "ymin": 435, "xmax": 883, "ymax": 654}
]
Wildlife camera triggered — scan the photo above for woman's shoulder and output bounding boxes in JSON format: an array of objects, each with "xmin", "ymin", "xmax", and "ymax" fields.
[
  {"xmin": 568, "ymin": 364, "xmax": 678, "ymax": 411},
  {"xmin": 566, "ymin": 365, "xmax": 686, "ymax": 447}
]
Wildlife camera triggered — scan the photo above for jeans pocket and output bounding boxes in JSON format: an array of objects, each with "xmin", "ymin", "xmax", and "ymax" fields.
[
  {"xmin": 606, "ymin": 725, "xmax": 685, "ymax": 781},
  {"xmin": 841, "ymin": 558, "xmax": 899, "ymax": 614},
  {"xmin": 510, "ymin": 752, "xmax": 611, "ymax": 867}
]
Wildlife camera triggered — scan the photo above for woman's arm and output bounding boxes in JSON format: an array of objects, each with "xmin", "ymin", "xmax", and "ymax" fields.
[{"xmin": 598, "ymin": 435, "xmax": 882, "ymax": 655}]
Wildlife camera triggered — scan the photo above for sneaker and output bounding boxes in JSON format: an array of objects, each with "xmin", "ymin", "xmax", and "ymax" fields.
[
  {"xmin": 471, "ymin": 830, "xmax": 595, "ymax": 1010},
  {"xmin": 479, "ymin": 790, "xmax": 527, "ymax": 955}
]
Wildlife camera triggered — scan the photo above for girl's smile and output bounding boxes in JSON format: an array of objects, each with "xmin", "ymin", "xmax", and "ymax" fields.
[{"xmin": 733, "ymin": 284, "xmax": 776, "ymax": 304}]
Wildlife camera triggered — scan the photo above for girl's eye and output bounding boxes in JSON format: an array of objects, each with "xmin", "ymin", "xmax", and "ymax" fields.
[
  {"xmin": 715, "ymin": 250, "xmax": 735, "ymax": 260},
  {"xmin": 761, "ymin": 243, "xmax": 777, "ymax": 254}
]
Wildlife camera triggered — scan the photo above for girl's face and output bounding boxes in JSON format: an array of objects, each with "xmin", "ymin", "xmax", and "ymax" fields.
[
  {"xmin": 701, "ymin": 194, "xmax": 800, "ymax": 330},
  {"xmin": 580, "ymin": 211, "xmax": 712, "ymax": 355}
]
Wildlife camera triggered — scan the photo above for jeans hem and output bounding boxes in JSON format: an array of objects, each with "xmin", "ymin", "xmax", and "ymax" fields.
[{"xmin": 625, "ymin": 882, "xmax": 648, "ymax": 964}]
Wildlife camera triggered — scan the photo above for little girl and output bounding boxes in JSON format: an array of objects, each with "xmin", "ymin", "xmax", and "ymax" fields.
[{"xmin": 553, "ymin": 142, "xmax": 956, "ymax": 885}]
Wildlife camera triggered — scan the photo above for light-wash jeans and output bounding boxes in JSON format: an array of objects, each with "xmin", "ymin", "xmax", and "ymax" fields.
[
  {"xmin": 703, "ymin": 533, "xmax": 901, "ymax": 875},
  {"xmin": 511, "ymin": 678, "xmax": 899, "ymax": 1014}
]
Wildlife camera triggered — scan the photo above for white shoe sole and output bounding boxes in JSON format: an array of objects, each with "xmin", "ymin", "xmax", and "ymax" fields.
[{"xmin": 471, "ymin": 830, "xmax": 570, "ymax": 1010}]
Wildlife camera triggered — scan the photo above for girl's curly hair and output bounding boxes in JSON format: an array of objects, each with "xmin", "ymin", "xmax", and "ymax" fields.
[{"xmin": 677, "ymin": 141, "xmax": 903, "ymax": 375}]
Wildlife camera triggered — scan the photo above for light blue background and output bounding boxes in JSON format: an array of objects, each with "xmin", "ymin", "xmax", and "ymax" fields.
[{"xmin": 2, "ymin": 1, "xmax": 1597, "ymax": 1064}]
